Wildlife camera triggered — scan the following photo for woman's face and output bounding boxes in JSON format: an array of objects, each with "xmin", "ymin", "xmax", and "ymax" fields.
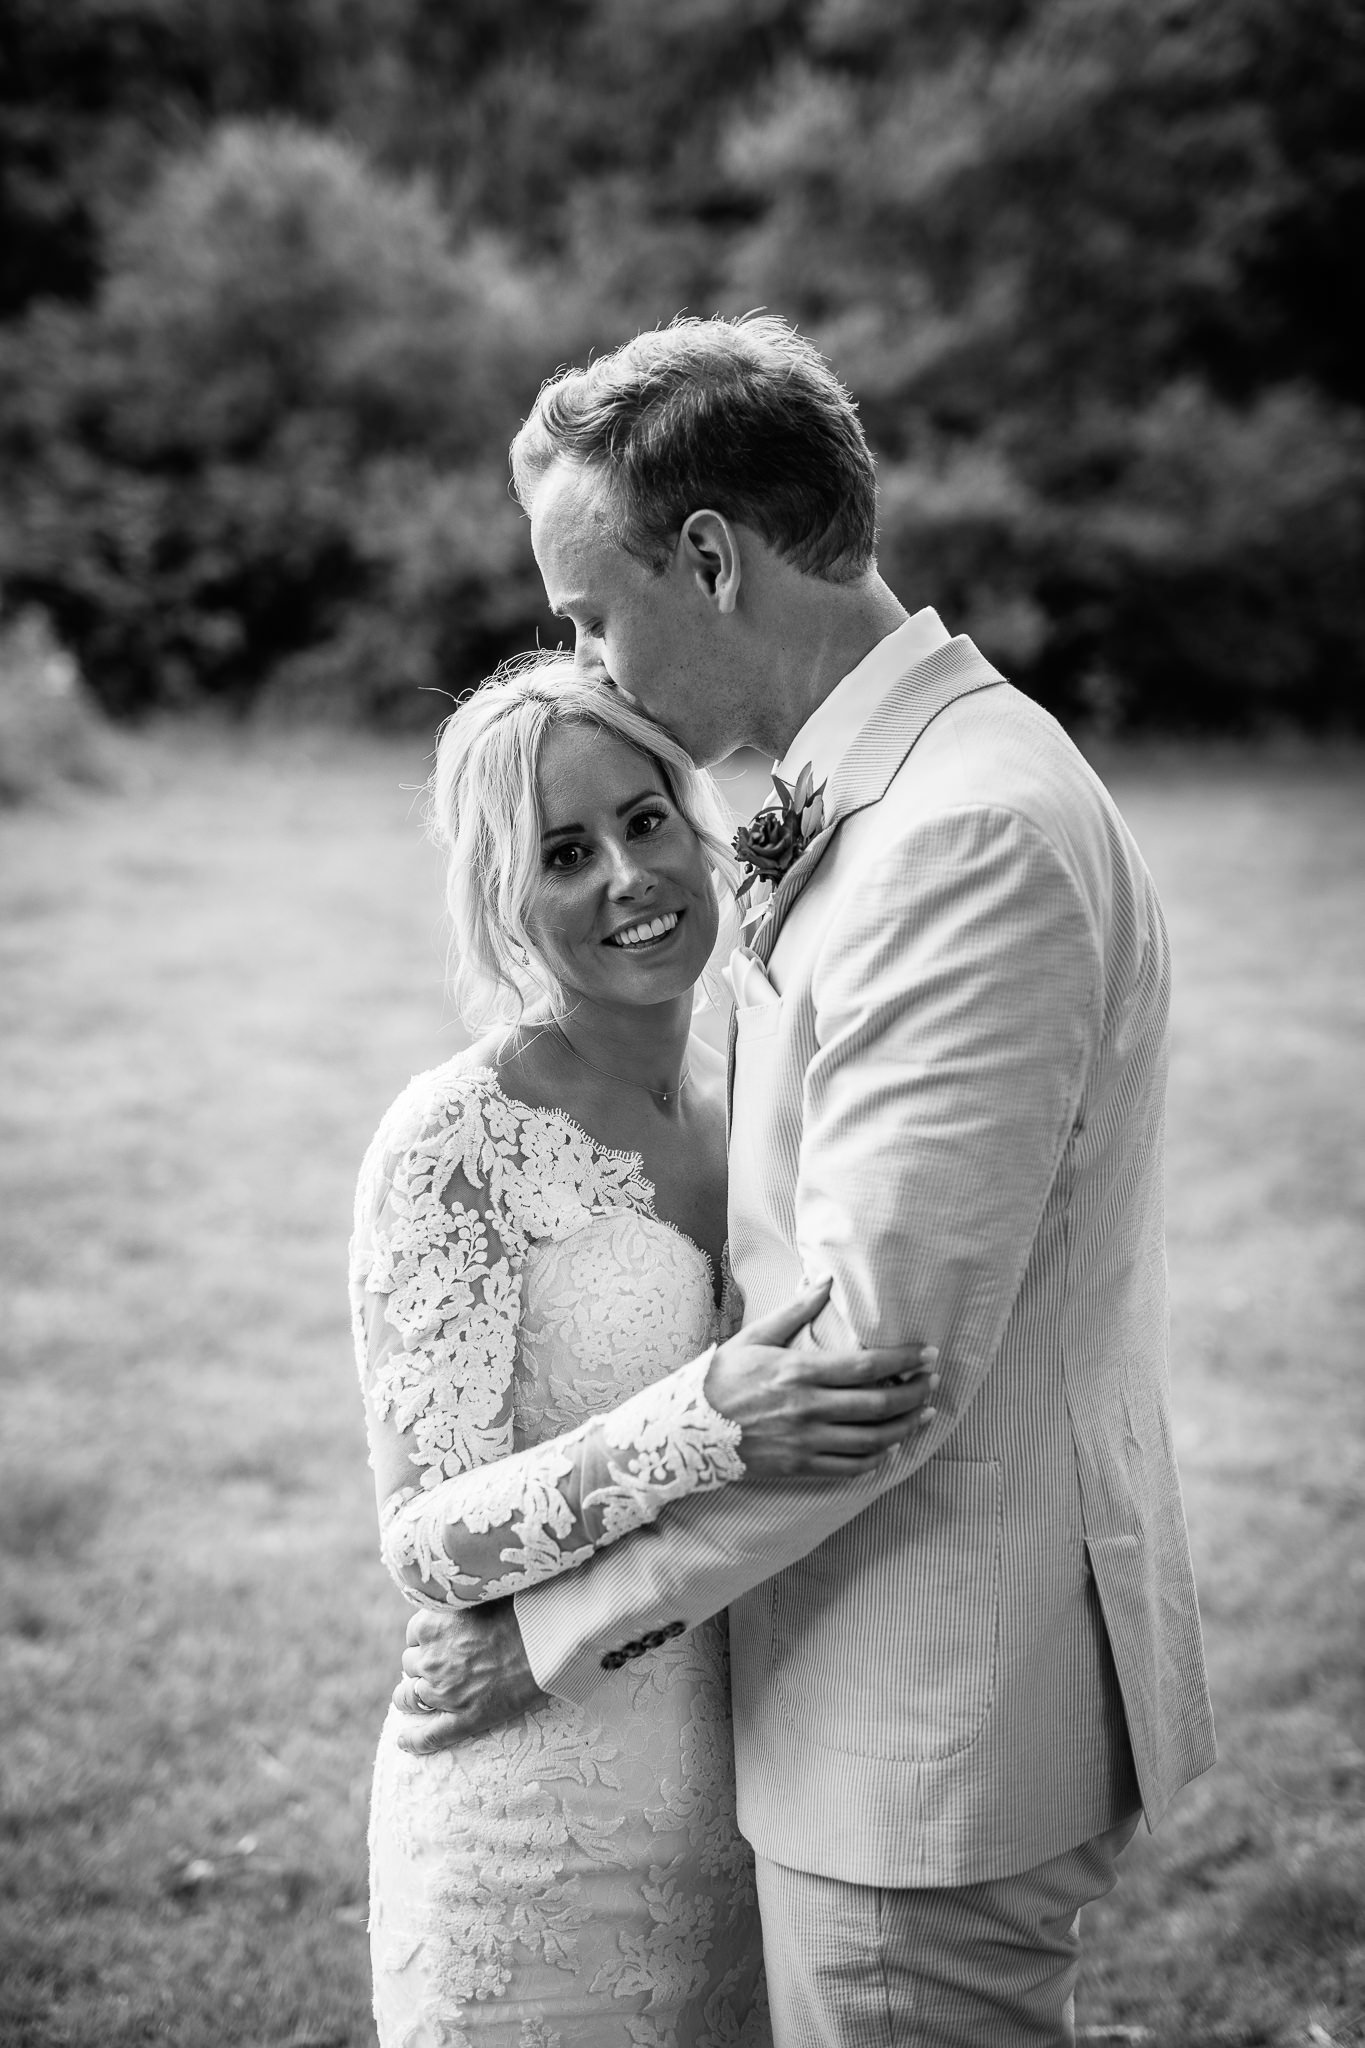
[{"xmin": 522, "ymin": 722, "xmax": 719, "ymax": 1012}]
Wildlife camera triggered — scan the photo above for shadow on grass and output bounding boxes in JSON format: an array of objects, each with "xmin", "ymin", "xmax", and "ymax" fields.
[{"xmin": 0, "ymin": 1470, "xmax": 108, "ymax": 1562}]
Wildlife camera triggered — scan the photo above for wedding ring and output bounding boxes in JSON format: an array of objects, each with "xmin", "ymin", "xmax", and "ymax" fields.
[{"xmin": 411, "ymin": 1690, "xmax": 439, "ymax": 1713}]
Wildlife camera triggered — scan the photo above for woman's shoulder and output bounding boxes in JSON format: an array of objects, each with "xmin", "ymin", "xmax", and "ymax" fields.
[
  {"xmin": 360, "ymin": 1038, "xmax": 656, "ymax": 1235},
  {"xmin": 364, "ymin": 1046, "xmax": 505, "ymax": 1164}
]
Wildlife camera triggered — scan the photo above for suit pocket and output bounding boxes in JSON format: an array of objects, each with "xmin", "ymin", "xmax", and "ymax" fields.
[
  {"xmin": 771, "ymin": 1458, "xmax": 1003, "ymax": 1762},
  {"xmin": 734, "ymin": 999, "xmax": 782, "ymax": 1041}
]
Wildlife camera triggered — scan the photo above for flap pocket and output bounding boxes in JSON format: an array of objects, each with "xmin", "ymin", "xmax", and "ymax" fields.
[{"xmin": 771, "ymin": 1458, "xmax": 1003, "ymax": 1761}]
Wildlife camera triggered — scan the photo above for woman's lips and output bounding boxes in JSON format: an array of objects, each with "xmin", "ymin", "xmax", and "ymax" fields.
[{"xmin": 606, "ymin": 909, "xmax": 682, "ymax": 949}]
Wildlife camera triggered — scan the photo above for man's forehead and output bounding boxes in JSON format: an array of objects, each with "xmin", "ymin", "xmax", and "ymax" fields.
[
  {"xmin": 532, "ymin": 466, "xmax": 626, "ymax": 599},
  {"xmin": 531, "ymin": 460, "xmax": 607, "ymax": 540}
]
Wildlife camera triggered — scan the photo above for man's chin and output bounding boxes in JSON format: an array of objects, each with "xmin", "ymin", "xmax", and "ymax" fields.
[
  {"xmin": 601, "ymin": 678, "xmax": 667, "ymax": 728},
  {"xmin": 613, "ymin": 687, "xmax": 709, "ymax": 761}
]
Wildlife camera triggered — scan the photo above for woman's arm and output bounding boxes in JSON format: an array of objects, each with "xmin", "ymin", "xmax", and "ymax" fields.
[
  {"xmin": 354, "ymin": 1079, "xmax": 932, "ymax": 1612},
  {"xmin": 370, "ymin": 1329, "xmax": 744, "ymax": 1607},
  {"xmin": 360, "ymin": 1219, "xmax": 745, "ymax": 1608},
  {"xmin": 356, "ymin": 1101, "xmax": 746, "ymax": 1607}
]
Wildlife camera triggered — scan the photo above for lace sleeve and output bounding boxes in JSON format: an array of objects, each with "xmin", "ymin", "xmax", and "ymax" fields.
[
  {"xmin": 352, "ymin": 1075, "xmax": 525, "ymax": 1536},
  {"xmin": 351, "ymin": 1071, "xmax": 745, "ymax": 1611}
]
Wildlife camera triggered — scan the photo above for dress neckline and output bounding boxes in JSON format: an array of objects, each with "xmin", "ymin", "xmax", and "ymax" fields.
[{"xmin": 458, "ymin": 1063, "xmax": 724, "ymax": 1312}]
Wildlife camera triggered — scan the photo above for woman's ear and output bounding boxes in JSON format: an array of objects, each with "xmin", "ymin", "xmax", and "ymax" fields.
[{"xmin": 678, "ymin": 509, "xmax": 740, "ymax": 616}]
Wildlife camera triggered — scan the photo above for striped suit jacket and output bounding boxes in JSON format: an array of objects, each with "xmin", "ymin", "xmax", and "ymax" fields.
[{"xmin": 517, "ymin": 635, "xmax": 1216, "ymax": 1887}]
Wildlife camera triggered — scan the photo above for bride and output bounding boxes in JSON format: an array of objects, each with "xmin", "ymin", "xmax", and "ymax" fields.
[{"xmin": 349, "ymin": 656, "xmax": 936, "ymax": 2046}]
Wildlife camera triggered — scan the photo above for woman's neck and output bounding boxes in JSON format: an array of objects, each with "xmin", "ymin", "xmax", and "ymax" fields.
[{"xmin": 540, "ymin": 994, "xmax": 694, "ymax": 1109}]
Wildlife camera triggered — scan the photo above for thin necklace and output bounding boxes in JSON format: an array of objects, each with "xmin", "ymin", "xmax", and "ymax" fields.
[{"xmin": 548, "ymin": 1019, "xmax": 691, "ymax": 1106}]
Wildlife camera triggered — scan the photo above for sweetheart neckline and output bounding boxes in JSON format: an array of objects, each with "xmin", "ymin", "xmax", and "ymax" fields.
[{"xmin": 459, "ymin": 1064, "xmax": 726, "ymax": 1312}]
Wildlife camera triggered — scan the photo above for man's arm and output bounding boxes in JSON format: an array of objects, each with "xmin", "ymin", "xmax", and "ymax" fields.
[
  {"xmin": 391, "ymin": 1288, "xmax": 937, "ymax": 1747},
  {"xmin": 493, "ymin": 803, "xmax": 1101, "ymax": 1705}
]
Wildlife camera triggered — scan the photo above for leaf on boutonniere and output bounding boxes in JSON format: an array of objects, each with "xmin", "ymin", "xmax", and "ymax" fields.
[{"xmin": 733, "ymin": 762, "xmax": 826, "ymax": 905}]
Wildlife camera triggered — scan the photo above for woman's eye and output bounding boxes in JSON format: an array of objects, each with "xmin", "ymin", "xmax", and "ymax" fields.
[
  {"xmin": 628, "ymin": 807, "xmax": 669, "ymax": 837},
  {"xmin": 546, "ymin": 844, "xmax": 588, "ymax": 870}
]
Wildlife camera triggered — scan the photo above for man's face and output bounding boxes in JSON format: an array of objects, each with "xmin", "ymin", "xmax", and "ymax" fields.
[{"xmin": 530, "ymin": 461, "xmax": 743, "ymax": 766}]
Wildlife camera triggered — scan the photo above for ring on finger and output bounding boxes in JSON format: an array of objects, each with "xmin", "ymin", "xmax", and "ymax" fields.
[{"xmin": 411, "ymin": 1689, "xmax": 439, "ymax": 1713}]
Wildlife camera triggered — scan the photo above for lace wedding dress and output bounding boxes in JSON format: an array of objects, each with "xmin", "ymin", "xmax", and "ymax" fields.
[{"xmin": 350, "ymin": 1060, "xmax": 770, "ymax": 2048}]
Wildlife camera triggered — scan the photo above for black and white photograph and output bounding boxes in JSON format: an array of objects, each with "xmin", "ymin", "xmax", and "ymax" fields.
[{"xmin": 1, "ymin": 5, "xmax": 1361, "ymax": 2045}]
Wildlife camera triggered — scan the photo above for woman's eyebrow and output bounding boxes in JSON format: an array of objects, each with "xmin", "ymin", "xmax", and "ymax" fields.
[
  {"xmin": 615, "ymin": 786, "xmax": 664, "ymax": 816},
  {"xmin": 539, "ymin": 789, "xmax": 663, "ymax": 844}
]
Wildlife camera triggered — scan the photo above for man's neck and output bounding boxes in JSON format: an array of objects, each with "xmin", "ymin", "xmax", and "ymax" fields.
[{"xmin": 758, "ymin": 574, "xmax": 910, "ymax": 760}]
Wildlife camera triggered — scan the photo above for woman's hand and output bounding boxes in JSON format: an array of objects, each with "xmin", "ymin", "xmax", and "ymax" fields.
[{"xmin": 704, "ymin": 1277, "xmax": 939, "ymax": 1479}]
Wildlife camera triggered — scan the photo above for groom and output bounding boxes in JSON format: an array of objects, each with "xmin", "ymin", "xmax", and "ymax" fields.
[{"xmin": 397, "ymin": 316, "xmax": 1215, "ymax": 2042}]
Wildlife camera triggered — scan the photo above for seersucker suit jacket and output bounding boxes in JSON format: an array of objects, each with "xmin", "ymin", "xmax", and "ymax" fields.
[{"xmin": 516, "ymin": 634, "xmax": 1216, "ymax": 1888}]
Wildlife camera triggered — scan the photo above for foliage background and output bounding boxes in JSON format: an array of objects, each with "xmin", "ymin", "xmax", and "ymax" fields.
[{"xmin": 2, "ymin": 0, "xmax": 1363, "ymax": 732}]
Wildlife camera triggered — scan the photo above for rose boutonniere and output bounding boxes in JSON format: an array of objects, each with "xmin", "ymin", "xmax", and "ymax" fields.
[{"xmin": 733, "ymin": 763, "xmax": 826, "ymax": 916}]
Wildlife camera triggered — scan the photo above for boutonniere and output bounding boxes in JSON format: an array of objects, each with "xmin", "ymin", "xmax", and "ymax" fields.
[{"xmin": 733, "ymin": 763, "xmax": 826, "ymax": 925}]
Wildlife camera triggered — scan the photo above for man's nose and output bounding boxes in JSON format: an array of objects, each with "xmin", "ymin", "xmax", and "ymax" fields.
[{"xmin": 573, "ymin": 630, "xmax": 606, "ymax": 681}]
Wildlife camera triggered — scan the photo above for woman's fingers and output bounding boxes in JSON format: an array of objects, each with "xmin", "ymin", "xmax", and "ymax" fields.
[
  {"xmin": 812, "ymin": 1405, "xmax": 935, "ymax": 1448},
  {"xmin": 707, "ymin": 1291, "xmax": 943, "ymax": 1480},
  {"xmin": 785, "ymin": 1367, "xmax": 940, "ymax": 1474},
  {"xmin": 738, "ymin": 1275, "xmax": 833, "ymax": 1349},
  {"xmin": 800, "ymin": 1411, "xmax": 937, "ymax": 1456},
  {"xmin": 804, "ymin": 1449, "xmax": 916, "ymax": 1476},
  {"xmin": 802, "ymin": 1341, "xmax": 939, "ymax": 1387},
  {"xmin": 803, "ymin": 1374, "xmax": 938, "ymax": 1422}
]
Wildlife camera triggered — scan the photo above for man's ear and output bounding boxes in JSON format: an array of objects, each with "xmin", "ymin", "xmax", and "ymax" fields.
[{"xmin": 678, "ymin": 509, "xmax": 740, "ymax": 616}]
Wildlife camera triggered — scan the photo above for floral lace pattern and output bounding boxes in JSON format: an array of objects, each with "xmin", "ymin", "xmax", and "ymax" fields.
[
  {"xmin": 383, "ymin": 1350, "xmax": 743, "ymax": 1605},
  {"xmin": 350, "ymin": 1060, "xmax": 768, "ymax": 2047}
]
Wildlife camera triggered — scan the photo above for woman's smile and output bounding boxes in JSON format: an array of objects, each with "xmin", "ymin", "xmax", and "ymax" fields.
[{"xmin": 606, "ymin": 909, "xmax": 682, "ymax": 949}]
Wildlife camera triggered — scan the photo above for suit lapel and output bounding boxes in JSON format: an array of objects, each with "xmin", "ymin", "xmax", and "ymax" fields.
[
  {"xmin": 750, "ymin": 820, "xmax": 836, "ymax": 969},
  {"xmin": 726, "ymin": 634, "xmax": 1007, "ymax": 1103},
  {"xmin": 756, "ymin": 634, "xmax": 1005, "ymax": 962}
]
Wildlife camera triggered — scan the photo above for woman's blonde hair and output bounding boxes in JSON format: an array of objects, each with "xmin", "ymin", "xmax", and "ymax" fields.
[{"xmin": 427, "ymin": 652, "xmax": 739, "ymax": 1030}]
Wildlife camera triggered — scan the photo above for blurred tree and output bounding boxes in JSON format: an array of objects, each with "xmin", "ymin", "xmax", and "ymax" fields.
[
  {"xmin": 717, "ymin": 0, "xmax": 1365, "ymax": 727},
  {"xmin": 0, "ymin": 0, "xmax": 203, "ymax": 315},
  {"xmin": 1, "ymin": 0, "xmax": 1361, "ymax": 727},
  {"xmin": 0, "ymin": 123, "xmax": 554, "ymax": 718},
  {"xmin": 1234, "ymin": 0, "xmax": 1365, "ymax": 410}
]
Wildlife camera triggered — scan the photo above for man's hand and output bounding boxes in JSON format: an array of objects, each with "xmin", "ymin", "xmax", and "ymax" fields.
[{"xmin": 392, "ymin": 1601, "xmax": 548, "ymax": 1754}]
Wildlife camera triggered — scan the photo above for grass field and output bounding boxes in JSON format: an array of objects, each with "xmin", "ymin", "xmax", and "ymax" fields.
[{"xmin": 0, "ymin": 729, "xmax": 1361, "ymax": 2047}]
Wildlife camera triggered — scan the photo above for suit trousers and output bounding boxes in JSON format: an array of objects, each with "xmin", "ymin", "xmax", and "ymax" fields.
[{"xmin": 754, "ymin": 1811, "xmax": 1141, "ymax": 2048}]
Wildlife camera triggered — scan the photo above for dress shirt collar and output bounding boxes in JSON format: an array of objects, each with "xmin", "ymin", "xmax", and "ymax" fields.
[{"xmin": 774, "ymin": 607, "xmax": 950, "ymax": 791}]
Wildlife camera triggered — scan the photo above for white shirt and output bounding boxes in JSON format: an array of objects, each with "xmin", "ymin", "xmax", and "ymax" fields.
[
  {"xmin": 774, "ymin": 608, "xmax": 950, "ymax": 791},
  {"xmin": 728, "ymin": 609, "xmax": 952, "ymax": 1008}
]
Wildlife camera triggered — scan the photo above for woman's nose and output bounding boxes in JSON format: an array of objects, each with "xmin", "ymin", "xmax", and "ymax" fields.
[{"xmin": 604, "ymin": 840, "xmax": 654, "ymax": 897}]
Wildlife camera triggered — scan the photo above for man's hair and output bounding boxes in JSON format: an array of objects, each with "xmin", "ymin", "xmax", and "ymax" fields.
[{"xmin": 510, "ymin": 315, "xmax": 878, "ymax": 581}]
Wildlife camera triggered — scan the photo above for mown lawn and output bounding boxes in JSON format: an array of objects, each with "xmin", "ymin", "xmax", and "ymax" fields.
[{"xmin": 0, "ymin": 729, "xmax": 1361, "ymax": 2048}]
